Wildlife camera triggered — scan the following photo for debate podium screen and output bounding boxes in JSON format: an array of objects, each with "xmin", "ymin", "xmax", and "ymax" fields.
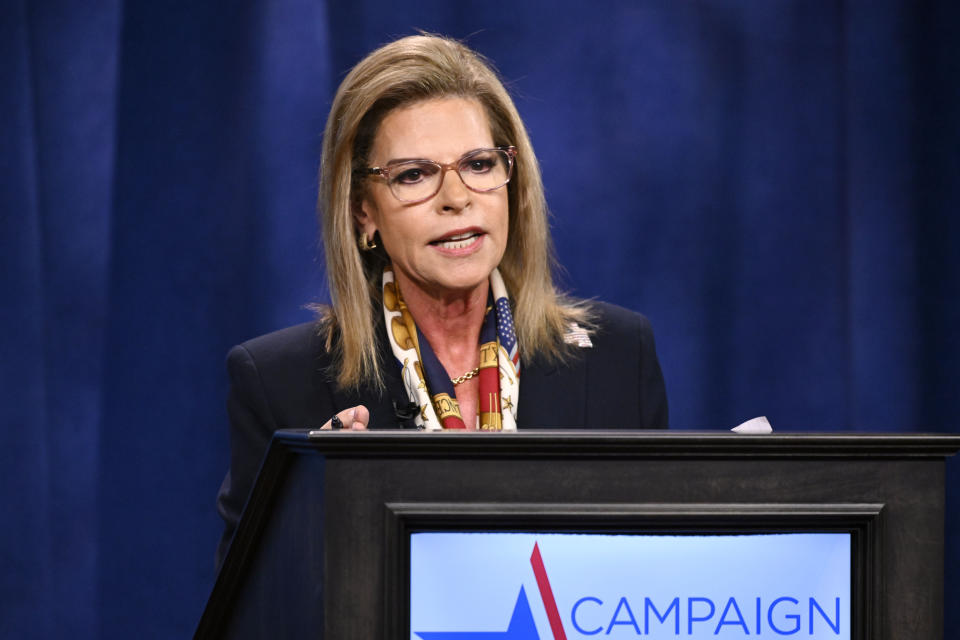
[{"xmin": 409, "ymin": 532, "xmax": 850, "ymax": 639}]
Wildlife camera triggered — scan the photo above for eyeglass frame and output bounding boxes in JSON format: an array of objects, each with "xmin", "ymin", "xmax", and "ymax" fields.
[{"xmin": 358, "ymin": 146, "xmax": 518, "ymax": 205}]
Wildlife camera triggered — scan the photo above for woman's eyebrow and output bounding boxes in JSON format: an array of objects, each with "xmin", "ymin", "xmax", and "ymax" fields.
[
  {"xmin": 382, "ymin": 148, "xmax": 489, "ymax": 166},
  {"xmin": 381, "ymin": 156, "xmax": 431, "ymax": 166}
]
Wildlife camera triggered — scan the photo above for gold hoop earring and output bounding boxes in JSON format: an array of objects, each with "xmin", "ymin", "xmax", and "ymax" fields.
[{"xmin": 358, "ymin": 232, "xmax": 378, "ymax": 251}]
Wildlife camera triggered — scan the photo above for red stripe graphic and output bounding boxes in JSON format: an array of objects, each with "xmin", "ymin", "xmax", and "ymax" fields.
[{"xmin": 530, "ymin": 542, "xmax": 567, "ymax": 640}]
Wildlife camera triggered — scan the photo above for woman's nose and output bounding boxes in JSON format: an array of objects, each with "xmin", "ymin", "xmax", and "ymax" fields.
[{"xmin": 435, "ymin": 167, "xmax": 471, "ymax": 211}]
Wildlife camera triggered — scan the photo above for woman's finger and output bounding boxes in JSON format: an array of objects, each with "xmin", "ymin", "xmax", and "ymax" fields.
[
  {"xmin": 320, "ymin": 405, "xmax": 370, "ymax": 430},
  {"xmin": 347, "ymin": 405, "xmax": 370, "ymax": 429}
]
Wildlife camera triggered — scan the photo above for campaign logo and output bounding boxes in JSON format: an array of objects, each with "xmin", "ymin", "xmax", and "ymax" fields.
[
  {"xmin": 414, "ymin": 542, "xmax": 560, "ymax": 639},
  {"xmin": 410, "ymin": 533, "xmax": 849, "ymax": 639}
]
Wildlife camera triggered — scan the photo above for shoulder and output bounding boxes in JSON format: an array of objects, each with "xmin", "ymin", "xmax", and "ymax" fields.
[
  {"xmin": 586, "ymin": 300, "xmax": 653, "ymax": 338},
  {"xmin": 232, "ymin": 320, "xmax": 324, "ymax": 355},
  {"xmin": 226, "ymin": 321, "xmax": 334, "ymax": 397},
  {"xmin": 568, "ymin": 300, "xmax": 655, "ymax": 354},
  {"xmin": 223, "ymin": 320, "xmax": 353, "ymax": 435}
]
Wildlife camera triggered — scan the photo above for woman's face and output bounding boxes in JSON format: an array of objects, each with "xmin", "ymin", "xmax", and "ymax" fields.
[{"xmin": 356, "ymin": 97, "xmax": 509, "ymax": 301}]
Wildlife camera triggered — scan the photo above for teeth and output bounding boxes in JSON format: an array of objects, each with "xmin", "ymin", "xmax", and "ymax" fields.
[{"xmin": 435, "ymin": 232, "xmax": 479, "ymax": 249}]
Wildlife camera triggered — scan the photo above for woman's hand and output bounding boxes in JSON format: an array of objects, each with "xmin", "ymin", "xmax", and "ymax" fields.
[{"xmin": 320, "ymin": 405, "xmax": 370, "ymax": 430}]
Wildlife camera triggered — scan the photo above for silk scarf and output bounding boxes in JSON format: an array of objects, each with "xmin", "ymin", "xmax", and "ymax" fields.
[{"xmin": 382, "ymin": 266, "xmax": 520, "ymax": 430}]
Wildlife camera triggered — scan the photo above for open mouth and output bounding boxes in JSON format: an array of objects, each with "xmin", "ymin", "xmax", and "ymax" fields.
[{"xmin": 430, "ymin": 230, "xmax": 484, "ymax": 250}]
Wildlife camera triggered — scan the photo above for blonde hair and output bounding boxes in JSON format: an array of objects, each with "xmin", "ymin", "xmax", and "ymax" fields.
[{"xmin": 319, "ymin": 34, "xmax": 590, "ymax": 389}]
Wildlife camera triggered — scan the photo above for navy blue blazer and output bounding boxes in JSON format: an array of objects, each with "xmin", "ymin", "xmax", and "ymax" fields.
[{"xmin": 215, "ymin": 301, "xmax": 667, "ymax": 566}]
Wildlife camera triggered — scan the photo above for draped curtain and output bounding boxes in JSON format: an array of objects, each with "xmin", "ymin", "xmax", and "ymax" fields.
[{"xmin": 2, "ymin": 1, "xmax": 957, "ymax": 637}]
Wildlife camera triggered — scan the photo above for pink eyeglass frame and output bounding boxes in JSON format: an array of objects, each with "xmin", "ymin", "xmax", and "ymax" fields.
[{"xmin": 361, "ymin": 146, "xmax": 518, "ymax": 204}]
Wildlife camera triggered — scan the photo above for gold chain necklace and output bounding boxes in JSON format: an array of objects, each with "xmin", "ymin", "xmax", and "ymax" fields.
[{"xmin": 450, "ymin": 367, "xmax": 480, "ymax": 385}]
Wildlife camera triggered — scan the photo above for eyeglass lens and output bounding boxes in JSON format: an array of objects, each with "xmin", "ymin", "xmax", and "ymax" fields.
[{"xmin": 387, "ymin": 148, "xmax": 513, "ymax": 202}]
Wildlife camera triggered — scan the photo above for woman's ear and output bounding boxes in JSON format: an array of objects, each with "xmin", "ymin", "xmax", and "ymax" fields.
[{"xmin": 352, "ymin": 195, "xmax": 378, "ymax": 239}]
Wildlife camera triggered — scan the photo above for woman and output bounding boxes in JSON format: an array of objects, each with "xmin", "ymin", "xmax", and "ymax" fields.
[{"xmin": 216, "ymin": 34, "xmax": 668, "ymax": 565}]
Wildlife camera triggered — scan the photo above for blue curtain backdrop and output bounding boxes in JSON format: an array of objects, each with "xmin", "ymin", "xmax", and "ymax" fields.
[{"xmin": 2, "ymin": 0, "xmax": 957, "ymax": 637}]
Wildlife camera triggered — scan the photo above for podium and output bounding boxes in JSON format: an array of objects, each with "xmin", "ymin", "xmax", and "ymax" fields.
[{"xmin": 196, "ymin": 431, "xmax": 960, "ymax": 639}]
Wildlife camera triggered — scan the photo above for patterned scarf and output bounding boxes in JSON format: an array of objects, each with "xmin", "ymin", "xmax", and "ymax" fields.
[{"xmin": 382, "ymin": 266, "xmax": 520, "ymax": 431}]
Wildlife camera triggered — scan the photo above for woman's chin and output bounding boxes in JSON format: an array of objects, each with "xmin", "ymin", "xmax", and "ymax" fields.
[{"xmin": 391, "ymin": 250, "xmax": 502, "ymax": 302}]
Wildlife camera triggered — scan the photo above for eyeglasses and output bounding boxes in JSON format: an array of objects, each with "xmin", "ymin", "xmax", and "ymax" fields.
[{"xmin": 361, "ymin": 146, "xmax": 517, "ymax": 204}]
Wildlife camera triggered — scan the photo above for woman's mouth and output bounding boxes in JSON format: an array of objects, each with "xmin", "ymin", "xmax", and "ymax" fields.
[{"xmin": 430, "ymin": 230, "xmax": 484, "ymax": 250}]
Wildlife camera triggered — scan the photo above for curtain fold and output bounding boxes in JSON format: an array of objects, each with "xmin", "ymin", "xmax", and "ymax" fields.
[{"xmin": 2, "ymin": 0, "xmax": 119, "ymax": 636}]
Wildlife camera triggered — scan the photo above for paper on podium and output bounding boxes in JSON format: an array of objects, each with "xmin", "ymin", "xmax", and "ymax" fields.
[{"xmin": 731, "ymin": 416, "xmax": 773, "ymax": 434}]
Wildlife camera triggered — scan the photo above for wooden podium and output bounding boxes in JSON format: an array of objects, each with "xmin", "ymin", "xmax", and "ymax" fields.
[{"xmin": 196, "ymin": 431, "xmax": 960, "ymax": 639}]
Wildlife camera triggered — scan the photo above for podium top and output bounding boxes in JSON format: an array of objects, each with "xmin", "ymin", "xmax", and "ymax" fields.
[{"xmin": 275, "ymin": 429, "xmax": 960, "ymax": 459}]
